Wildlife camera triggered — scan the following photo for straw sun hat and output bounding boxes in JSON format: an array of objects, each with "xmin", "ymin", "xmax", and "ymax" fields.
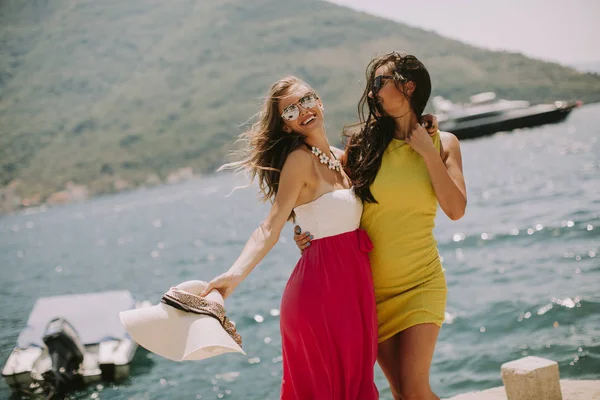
[{"xmin": 119, "ymin": 280, "xmax": 245, "ymax": 361}]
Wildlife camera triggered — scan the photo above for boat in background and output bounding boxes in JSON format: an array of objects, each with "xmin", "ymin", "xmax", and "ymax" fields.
[
  {"xmin": 434, "ymin": 92, "xmax": 582, "ymax": 140},
  {"xmin": 2, "ymin": 291, "xmax": 148, "ymax": 398}
]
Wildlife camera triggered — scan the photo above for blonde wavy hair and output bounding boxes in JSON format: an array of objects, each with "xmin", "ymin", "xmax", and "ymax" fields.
[{"xmin": 220, "ymin": 76, "xmax": 310, "ymax": 209}]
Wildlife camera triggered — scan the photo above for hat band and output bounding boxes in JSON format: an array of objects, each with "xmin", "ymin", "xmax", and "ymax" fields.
[{"xmin": 161, "ymin": 288, "xmax": 243, "ymax": 348}]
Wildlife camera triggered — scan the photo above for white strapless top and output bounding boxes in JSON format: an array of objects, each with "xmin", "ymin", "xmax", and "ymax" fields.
[{"xmin": 293, "ymin": 188, "xmax": 362, "ymax": 240}]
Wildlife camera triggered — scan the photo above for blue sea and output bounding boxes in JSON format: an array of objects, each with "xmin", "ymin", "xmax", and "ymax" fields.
[{"xmin": 1, "ymin": 104, "xmax": 599, "ymax": 399}]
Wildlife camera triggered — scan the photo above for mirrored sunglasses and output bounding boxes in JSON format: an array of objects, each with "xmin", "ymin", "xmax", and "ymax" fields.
[{"xmin": 281, "ymin": 93, "xmax": 319, "ymax": 121}]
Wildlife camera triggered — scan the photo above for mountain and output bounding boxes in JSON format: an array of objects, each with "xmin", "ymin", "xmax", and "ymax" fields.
[{"xmin": 1, "ymin": 0, "xmax": 600, "ymax": 208}]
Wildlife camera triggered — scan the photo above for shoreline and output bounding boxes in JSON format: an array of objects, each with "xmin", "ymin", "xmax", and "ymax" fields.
[
  {"xmin": 446, "ymin": 380, "xmax": 600, "ymax": 400},
  {"xmin": 445, "ymin": 356, "xmax": 600, "ymax": 400}
]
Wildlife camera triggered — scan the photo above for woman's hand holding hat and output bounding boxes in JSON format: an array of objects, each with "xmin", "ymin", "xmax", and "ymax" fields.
[{"xmin": 201, "ymin": 272, "xmax": 243, "ymax": 299}]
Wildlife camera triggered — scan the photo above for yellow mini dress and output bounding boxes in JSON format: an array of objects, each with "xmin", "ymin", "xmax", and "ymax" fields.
[{"xmin": 360, "ymin": 132, "xmax": 447, "ymax": 343}]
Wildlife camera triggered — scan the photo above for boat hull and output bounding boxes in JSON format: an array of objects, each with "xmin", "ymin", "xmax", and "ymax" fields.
[{"xmin": 439, "ymin": 101, "xmax": 579, "ymax": 140}]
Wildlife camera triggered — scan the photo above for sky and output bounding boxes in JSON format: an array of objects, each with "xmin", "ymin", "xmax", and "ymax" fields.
[{"xmin": 327, "ymin": 0, "xmax": 599, "ymax": 66}]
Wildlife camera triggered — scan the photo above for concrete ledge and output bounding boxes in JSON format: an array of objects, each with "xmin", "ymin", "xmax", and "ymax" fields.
[
  {"xmin": 501, "ymin": 356, "xmax": 561, "ymax": 399},
  {"xmin": 444, "ymin": 380, "xmax": 600, "ymax": 400}
]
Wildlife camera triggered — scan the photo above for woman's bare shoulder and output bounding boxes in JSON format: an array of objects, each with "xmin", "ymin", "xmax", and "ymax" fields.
[
  {"xmin": 439, "ymin": 131, "xmax": 462, "ymax": 163},
  {"xmin": 284, "ymin": 147, "xmax": 313, "ymax": 169},
  {"xmin": 440, "ymin": 131, "xmax": 459, "ymax": 147}
]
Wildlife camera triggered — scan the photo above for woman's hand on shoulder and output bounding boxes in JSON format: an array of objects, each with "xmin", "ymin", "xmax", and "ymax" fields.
[
  {"xmin": 406, "ymin": 123, "xmax": 438, "ymax": 159},
  {"xmin": 420, "ymin": 114, "xmax": 439, "ymax": 135}
]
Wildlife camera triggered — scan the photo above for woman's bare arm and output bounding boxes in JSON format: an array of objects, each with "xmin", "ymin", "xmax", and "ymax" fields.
[
  {"xmin": 202, "ymin": 150, "xmax": 312, "ymax": 297},
  {"xmin": 423, "ymin": 131, "xmax": 467, "ymax": 220}
]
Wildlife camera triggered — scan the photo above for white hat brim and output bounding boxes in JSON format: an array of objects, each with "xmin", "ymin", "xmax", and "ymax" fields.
[{"xmin": 120, "ymin": 303, "xmax": 245, "ymax": 362}]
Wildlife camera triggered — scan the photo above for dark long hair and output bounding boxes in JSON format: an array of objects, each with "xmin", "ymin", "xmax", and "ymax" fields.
[{"xmin": 344, "ymin": 52, "xmax": 432, "ymax": 203}]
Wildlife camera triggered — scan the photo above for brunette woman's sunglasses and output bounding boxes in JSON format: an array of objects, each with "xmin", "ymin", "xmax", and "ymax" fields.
[
  {"xmin": 372, "ymin": 72, "xmax": 407, "ymax": 95},
  {"xmin": 372, "ymin": 75, "xmax": 394, "ymax": 95}
]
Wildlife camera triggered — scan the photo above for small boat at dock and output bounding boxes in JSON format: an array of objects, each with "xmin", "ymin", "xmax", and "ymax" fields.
[{"xmin": 2, "ymin": 290, "xmax": 146, "ymax": 398}]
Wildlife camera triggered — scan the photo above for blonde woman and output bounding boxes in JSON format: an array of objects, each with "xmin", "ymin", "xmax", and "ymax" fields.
[{"xmin": 202, "ymin": 76, "xmax": 379, "ymax": 399}]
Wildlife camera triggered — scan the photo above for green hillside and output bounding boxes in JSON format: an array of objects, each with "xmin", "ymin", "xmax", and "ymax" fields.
[{"xmin": 1, "ymin": 0, "xmax": 599, "ymax": 204}]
